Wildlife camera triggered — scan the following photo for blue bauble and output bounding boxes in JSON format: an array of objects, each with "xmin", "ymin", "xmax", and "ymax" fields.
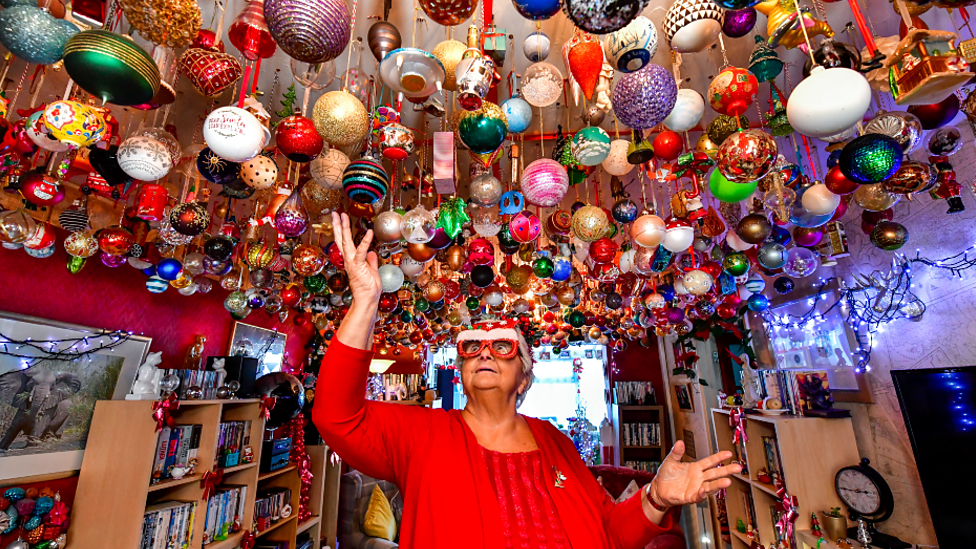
[
  {"xmin": 747, "ymin": 293, "xmax": 770, "ymax": 312},
  {"xmin": 551, "ymin": 256, "xmax": 573, "ymax": 281},
  {"xmin": 512, "ymin": 0, "xmax": 562, "ymax": 20},
  {"xmin": 146, "ymin": 276, "xmax": 168, "ymax": 293},
  {"xmin": 501, "ymin": 95, "xmax": 533, "ymax": 134},
  {"xmin": 34, "ymin": 496, "xmax": 54, "ymax": 516},
  {"xmin": 0, "ymin": 6, "xmax": 78, "ymax": 65},
  {"xmin": 827, "ymin": 149, "xmax": 842, "ymax": 169},
  {"xmin": 773, "ymin": 276, "xmax": 794, "ymax": 294},
  {"xmin": 839, "ymin": 134, "xmax": 903, "ymax": 184},
  {"xmin": 657, "ymin": 283, "xmax": 675, "ymax": 301},
  {"xmin": 155, "ymin": 258, "xmax": 183, "ymax": 281},
  {"xmin": 197, "ymin": 147, "xmax": 241, "ymax": 185},
  {"xmin": 611, "ymin": 198, "xmax": 639, "ymax": 223},
  {"xmin": 770, "ymin": 225, "xmax": 792, "ymax": 246}
]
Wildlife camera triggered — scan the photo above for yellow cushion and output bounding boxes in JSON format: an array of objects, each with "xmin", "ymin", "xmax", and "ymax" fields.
[{"xmin": 363, "ymin": 485, "xmax": 397, "ymax": 541}]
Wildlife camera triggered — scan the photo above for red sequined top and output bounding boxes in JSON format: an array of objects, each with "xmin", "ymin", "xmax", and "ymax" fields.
[{"xmin": 481, "ymin": 447, "xmax": 571, "ymax": 549}]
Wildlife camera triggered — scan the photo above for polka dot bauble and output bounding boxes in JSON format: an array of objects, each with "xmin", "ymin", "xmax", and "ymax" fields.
[{"xmin": 240, "ymin": 155, "xmax": 278, "ymax": 189}]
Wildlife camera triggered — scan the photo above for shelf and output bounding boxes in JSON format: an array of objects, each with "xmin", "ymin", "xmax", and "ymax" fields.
[
  {"xmin": 174, "ymin": 398, "xmax": 261, "ymax": 406},
  {"xmin": 147, "ymin": 473, "xmax": 203, "ymax": 493},
  {"xmin": 296, "ymin": 515, "xmax": 320, "ymax": 534},
  {"xmin": 221, "ymin": 462, "xmax": 258, "ymax": 475},
  {"xmin": 730, "ymin": 529, "xmax": 752, "ymax": 545},
  {"xmin": 258, "ymin": 464, "xmax": 296, "ymax": 482},
  {"xmin": 203, "ymin": 531, "xmax": 243, "ymax": 549},
  {"xmin": 256, "ymin": 513, "xmax": 298, "ymax": 537},
  {"xmin": 731, "ymin": 473, "xmax": 750, "ymax": 484},
  {"xmin": 752, "ymin": 478, "xmax": 779, "ymax": 497}
]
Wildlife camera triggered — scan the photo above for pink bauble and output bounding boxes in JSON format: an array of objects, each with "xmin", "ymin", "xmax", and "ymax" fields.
[
  {"xmin": 521, "ymin": 159, "xmax": 569, "ymax": 207},
  {"xmin": 467, "ymin": 238, "xmax": 495, "ymax": 265},
  {"xmin": 631, "ymin": 213, "xmax": 665, "ymax": 248},
  {"xmin": 509, "ymin": 211, "xmax": 542, "ymax": 243}
]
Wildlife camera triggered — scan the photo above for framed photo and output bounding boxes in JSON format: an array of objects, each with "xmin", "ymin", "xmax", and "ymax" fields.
[
  {"xmin": 674, "ymin": 383, "xmax": 694, "ymax": 412},
  {"xmin": 0, "ymin": 311, "xmax": 151, "ymax": 481},
  {"xmin": 229, "ymin": 322, "xmax": 287, "ymax": 377}
]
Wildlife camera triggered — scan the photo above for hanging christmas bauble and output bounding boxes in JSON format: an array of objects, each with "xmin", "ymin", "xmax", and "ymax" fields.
[
  {"xmin": 473, "ymin": 209, "xmax": 503, "ymax": 236},
  {"xmin": 0, "ymin": 5, "xmax": 77, "ymax": 65},
  {"xmin": 378, "ymin": 122, "xmax": 415, "ymax": 160},
  {"xmin": 716, "ymin": 129, "xmax": 777, "ymax": 183},
  {"xmin": 707, "ymin": 67, "xmax": 758, "ymax": 116},
  {"xmin": 782, "ymin": 247, "xmax": 819, "ymax": 278},
  {"xmin": 521, "ymin": 159, "xmax": 569, "ymax": 207},
  {"xmin": 513, "ymin": 0, "xmax": 561, "ymax": 20},
  {"xmin": 839, "ymin": 134, "xmax": 903, "ymax": 184},
  {"xmin": 722, "ymin": 8, "xmax": 756, "ymax": 37},
  {"xmin": 457, "ymin": 101, "xmax": 508, "ymax": 154},
  {"xmin": 589, "ymin": 238, "xmax": 618, "ymax": 264},
  {"xmin": 800, "ymin": 183, "xmax": 841, "ymax": 216},
  {"xmin": 907, "ymin": 94, "xmax": 960, "ymax": 130},
  {"xmin": 408, "ymin": 242, "xmax": 437, "ymax": 262},
  {"xmin": 707, "ymin": 114, "xmax": 747, "ymax": 145},
  {"xmin": 649, "ymin": 131, "xmax": 682, "ymax": 162},
  {"xmin": 572, "ymin": 205, "xmax": 609, "ymax": 242},
  {"xmin": 604, "ymin": 16, "xmax": 658, "ymax": 73},
  {"xmin": 276, "ymin": 115, "xmax": 324, "ymax": 162},
  {"xmin": 470, "ymin": 265, "xmax": 495, "ymax": 288},
  {"xmin": 309, "ymin": 148, "xmax": 350, "ymax": 190},
  {"xmin": 170, "ymin": 201, "xmax": 210, "ymax": 236},
  {"xmin": 430, "ymin": 39, "xmax": 465, "ymax": 91},
  {"xmin": 524, "ymin": 31, "xmax": 551, "ymax": 62},
  {"xmin": 313, "ymin": 90, "xmax": 370, "ymax": 147},
  {"xmin": 97, "ymin": 226, "xmax": 135, "ymax": 255},
  {"xmin": 824, "ymin": 165, "xmax": 859, "ymax": 195},
  {"xmin": 612, "ymin": 64, "xmax": 677, "ymax": 130},
  {"xmin": 631, "ymin": 213, "xmax": 665, "ymax": 247},
  {"xmin": 864, "ymin": 111, "xmax": 922, "ymax": 154},
  {"xmin": 509, "ymin": 211, "xmax": 542, "ymax": 243},
  {"xmin": 801, "ymin": 37, "xmax": 861, "ymax": 78},
  {"xmin": 227, "ymin": 0, "xmax": 276, "ymax": 59},
  {"xmin": 342, "ymin": 153, "xmax": 389, "ymax": 204},
  {"xmin": 42, "ymin": 100, "xmax": 107, "ymax": 148},
  {"xmin": 748, "ymin": 34, "xmax": 782, "ymax": 82},
  {"xmin": 600, "ymin": 140, "xmax": 632, "ymax": 176},
  {"xmin": 722, "ymin": 251, "xmax": 749, "ymax": 276},
  {"xmin": 239, "ymin": 155, "xmax": 278, "ymax": 190},
  {"xmin": 469, "ymin": 173, "xmax": 503, "ymax": 207},
  {"xmin": 663, "ymin": 217, "xmax": 694, "ymax": 252},
  {"xmin": 203, "ymin": 106, "xmax": 266, "ymax": 162},
  {"xmin": 501, "ymin": 94, "xmax": 533, "ymax": 134},
  {"xmin": 736, "ymin": 213, "xmax": 771, "ymax": 244},
  {"xmin": 264, "ymin": 0, "xmax": 349, "ymax": 63},
  {"xmin": 419, "ymin": 0, "xmax": 476, "ymax": 26},
  {"xmin": 664, "ymin": 89, "xmax": 705, "ymax": 132},
  {"xmin": 757, "ymin": 241, "xmax": 788, "ymax": 269},
  {"xmin": 682, "ymin": 269, "xmax": 713, "ymax": 295},
  {"xmin": 563, "ymin": 0, "xmax": 647, "ymax": 34},
  {"xmin": 927, "ymin": 126, "xmax": 963, "ymax": 156},
  {"xmin": 786, "ymin": 67, "xmax": 871, "ymax": 138},
  {"xmin": 792, "ymin": 226, "xmax": 823, "ymax": 247},
  {"xmin": 19, "ymin": 173, "xmax": 64, "ymax": 207},
  {"xmin": 870, "ymin": 221, "xmax": 909, "ymax": 251},
  {"xmin": 401, "ymin": 206, "xmax": 437, "ymax": 244},
  {"xmin": 367, "ymin": 21, "xmax": 400, "ymax": 63},
  {"xmin": 521, "ymin": 62, "xmax": 564, "ymax": 107},
  {"xmin": 63, "ymin": 30, "xmax": 160, "ymax": 105},
  {"xmin": 612, "ymin": 199, "xmax": 640, "ymax": 223},
  {"xmin": 788, "ymin": 185, "xmax": 832, "ymax": 228},
  {"xmin": 883, "ymin": 161, "xmax": 936, "ymax": 196},
  {"xmin": 853, "ymin": 183, "xmax": 900, "ymax": 212},
  {"xmin": 662, "ymin": 0, "xmax": 723, "ymax": 53},
  {"xmin": 117, "ymin": 135, "xmax": 173, "ymax": 181},
  {"xmin": 571, "ymin": 126, "xmax": 611, "ymax": 166}
]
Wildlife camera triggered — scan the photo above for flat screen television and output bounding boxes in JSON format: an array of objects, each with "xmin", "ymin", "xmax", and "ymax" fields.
[{"xmin": 891, "ymin": 366, "xmax": 976, "ymax": 549}]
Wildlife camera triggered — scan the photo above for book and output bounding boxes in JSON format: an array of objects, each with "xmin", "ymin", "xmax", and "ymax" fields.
[
  {"xmin": 151, "ymin": 426, "xmax": 171, "ymax": 484},
  {"xmin": 163, "ymin": 428, "xmax": 180, "ymax": 479},
  {"xmin": 188, "ymin": 425, "xmax": 202, "ymax": 474},
  {"xmin": 175, "ymin": 425, "xmax": 194, "ymax": 470}
]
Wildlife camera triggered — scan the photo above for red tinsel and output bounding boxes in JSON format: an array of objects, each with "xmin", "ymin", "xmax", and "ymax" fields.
[
  {"xmin": 730, "ymin": 406, "xmax": 748, "ymax": 445},
  {"xmin": 279, "ymin": 415, "xmax": 313, "ymax": 523},
  {"xmin": 151, "ymin": 393, "xmax": 180, "ymax": 432},
  {"xmin": 775, "ymin": 482, "xmax": 799, "ymax": 541},
  {"xmin": 259, "ymin": 395, "xmax": 277, "ymax": 421},
  {"xmin": 200, "ymin": 468, "xmax": 224, "ymax": 501},
  {"xmin": 240, "ymin": 529, "xmax": 256, "ymax": 549}
]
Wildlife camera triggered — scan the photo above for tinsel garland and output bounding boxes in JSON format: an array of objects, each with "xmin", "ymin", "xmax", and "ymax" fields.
[{"xmin": 280, "ymin": 415, "xmax": 313, "ymax": 523}]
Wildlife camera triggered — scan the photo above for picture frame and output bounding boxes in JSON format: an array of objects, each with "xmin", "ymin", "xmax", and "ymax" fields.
[
  {"xmin": 674, "ymin": 383, "xmax": 694, "ymax": 412},
  {"xmin": 0, "ymin": 311, "xmax": 152, "ymax": 481},
  {"xmin": 228, "ymin": 322, "xmax": 287, "ymax": 377}
]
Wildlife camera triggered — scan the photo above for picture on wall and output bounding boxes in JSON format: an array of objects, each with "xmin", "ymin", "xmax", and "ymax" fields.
[
  {"xmin": 229, "ymin": 322, "xmax": 287, "ymax": 377},
  {"xmin": 674, "ymin": 383, "xmax": 694, "ymax": 412},
  {"xmin": 0, "ymin": 312, "xmax": 151, "ymax": 480}
]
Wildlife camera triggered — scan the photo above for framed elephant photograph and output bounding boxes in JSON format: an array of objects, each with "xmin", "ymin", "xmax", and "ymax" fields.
[{"xmin": 0, "ymin": 312, "xmax": 151, "ymax": 480}]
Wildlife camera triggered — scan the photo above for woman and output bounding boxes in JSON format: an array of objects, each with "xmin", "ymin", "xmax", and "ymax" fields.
[{"xmin": 313, "ymin": 212, "xmax": 741, "ymax": 549}]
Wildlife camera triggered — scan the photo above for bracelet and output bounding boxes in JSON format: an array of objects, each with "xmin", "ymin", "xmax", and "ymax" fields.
[{"xmin": 645, "ymin": 483, "xmax": 670, "ymax": 512}]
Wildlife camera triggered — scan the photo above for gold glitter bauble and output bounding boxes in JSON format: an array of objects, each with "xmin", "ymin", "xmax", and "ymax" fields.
[
  {"xmin": 313, "ymin": 90, "xmax": 369, "ymax": 147},
  {"xmin": 432, "ymin": 39, "xmax": 466, "ymax": 91},
  {"xmin": 302, "ymin": 183, "xmax": 343, "ymax": 219},
  {"xmin": 572, "ymin": 205, "xmax": 609, "ymax": 242},
  {"xmin": 707, "ymin": 114, "xmax": 749, "ymax": 145},
  {"xmin": 120, "ymin": 0, "xmax": 202, "ymax": 48}
]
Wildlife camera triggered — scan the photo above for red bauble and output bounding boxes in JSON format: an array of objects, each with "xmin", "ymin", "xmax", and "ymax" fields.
[
  {"xmin": 716, "ymin": 302, "xmax": 737, "ymax": 319},
  {"xmin": 409, "ymin": 330, "xmax": 423, "ymax": 344},
  {"xmin": 824, "ymin": 165, "xmax": 859, "ymax": 195},
  {"xmin": 24, "ymin": 222, "xmax": 55, "ymax": 250},
  {"xmin": 378, "ymin": 292, "xmax": 399, "ymax": 313},
  {"xmin": 589, "ymin": 237, "xmax": 618, "ymax": 264},
  {"xmin": 907, "ymin": 94, "xmax": 960, "ymax": 130},
  {"xmin": 543, "ymin": 311, "xmax": 555, "ymax": 322},
  {"xmin": 20, "ymin": 173, "xmax": 64, "ymax": 207},
  {"xmin": 281, "ymin": 285, "xmax": 302, "ymax": 307},
  {"xmin": 294, "ymin": 312, "xmax": 309, "ymax": 326},
  {"xmin": 862, "ymin": 208, "xmax": 894, "ymax": 226},
  {"xmin": 829, "ymin": 196, "xmax": 849, "ymax": 221},
  {"xmin": 327, "ymin": 242, "xmax": 344, "ymax": 269},
  {"xmin": 700, "ymin": 260, "xmax": 723, "ymax": 280},
  {"xmin": 97, "ymin": 226, "xmax": 136, "ymax": 255},
  {"xmin": 276, "ymin": 115, "xmax": 324, "ymax": 162},
  {"xmin": 653, "ymin": 131, "xmax": 684, "ymax": 161}
]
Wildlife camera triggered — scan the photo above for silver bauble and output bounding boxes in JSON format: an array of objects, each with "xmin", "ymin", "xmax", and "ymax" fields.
[
  {"xmin": 373, "ymin": 210, "xmax": 404, "ymax": 243},
  {"xmin": 757, "ymin": 242, "xmax": 788, "ymax": 269},
  {"xmin": 469, "ymin": 173, "xmax": 503, "ymax": 207}
]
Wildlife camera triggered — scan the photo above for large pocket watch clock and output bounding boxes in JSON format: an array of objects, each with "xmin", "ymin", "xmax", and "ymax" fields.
[{"xmin": 834, "ymin": 458, "xmax": 909, "ymax": 549}]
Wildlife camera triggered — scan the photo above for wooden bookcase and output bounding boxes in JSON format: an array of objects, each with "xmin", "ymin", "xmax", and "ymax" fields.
[
  {"xmin": 611, "ymin": 404, "xmax": 665, "ymax": 470},
  {"xmin": 68, "ymin": 399, "xmax": 321, "ymax": 549},
  {"xmin": 710, "ymin": 409, "xmax": 859, "ymax": 549}
]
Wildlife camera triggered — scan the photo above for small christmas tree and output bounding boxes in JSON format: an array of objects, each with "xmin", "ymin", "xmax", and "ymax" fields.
[{"xmin": 276, "ymin": 83, "xmax": 297, "ymax": 119}]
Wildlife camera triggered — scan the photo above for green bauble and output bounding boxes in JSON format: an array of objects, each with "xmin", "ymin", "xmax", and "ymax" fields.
[
  {"xmin": 304, "ymin": 273, "xmax": 328, "ymax": 294},
  {"xmin": 457, "ymin": 102, "xmax": 508, "ymax": 154},
  {"xmin": 498, "ymin": 223, "xmax": 519, "ymax": 248},
  {"xmin": 414, "ymin": 297, "xmax": 430, "ymax": 312},
  {"xmin": 466, "ymin": 296, "xmax": 481, "ymax": 310},
  {"xmin": 709, "ymin": 169, "xmax": 758, "ymax": 203},
  {"xmin": 66, "ymin": 255, "xmax": 86, "ymax": 274},
  {"xmin": 62, "ymin": 30, "xmax": 159, "ymax": 105},
  {"xmin": 723, "ymin": 252, "xmax": 750, "ymax": 276},
  {"xmin": 532, "ymin": 256, "xmax": 555, "ymax": 278},
  {"xmin": 567, "ymin": 309, "xmax": 586, "ymax": 328},
  {"xmin": 399, "ymin": 310, "xmax": 413, "ymax": 323}
]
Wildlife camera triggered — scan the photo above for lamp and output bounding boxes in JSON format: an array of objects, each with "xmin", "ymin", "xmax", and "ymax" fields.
[{"xmin": 369, "ymin": 359, "xmax": 396, "ymax": 373}]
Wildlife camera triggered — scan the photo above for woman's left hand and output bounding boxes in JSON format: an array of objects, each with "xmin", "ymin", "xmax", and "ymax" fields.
[{"xmin": 647, "ymin": 441, "xmax": 741, "ymax": 507}]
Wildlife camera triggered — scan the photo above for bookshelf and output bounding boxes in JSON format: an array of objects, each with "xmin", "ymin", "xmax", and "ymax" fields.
[
  {"xmin": 611, "ymin": 404, "xmax": 665, "ymax": 471},
  {"xmin": 710, "ymin": 409, "xmax": 860, "ymax": 549},
  {"xmin": 67, "ymin": 399, "xmax": 324, "ymax": 549}
]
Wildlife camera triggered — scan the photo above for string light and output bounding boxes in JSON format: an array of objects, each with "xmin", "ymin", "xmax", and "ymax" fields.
[{"xmin": 0, "ymin": 330, "xmax": 133, "ymax": 360}]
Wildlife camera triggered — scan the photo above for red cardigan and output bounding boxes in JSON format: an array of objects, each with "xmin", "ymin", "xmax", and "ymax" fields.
[{"xmin": 312, "ymin": 340, "xmax": 674, "ymax": 549}]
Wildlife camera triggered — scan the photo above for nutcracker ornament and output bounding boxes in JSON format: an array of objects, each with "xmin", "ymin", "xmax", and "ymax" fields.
[{"xmin": 929, "ymin": 154, "xmax": 964, "ymax": 214}]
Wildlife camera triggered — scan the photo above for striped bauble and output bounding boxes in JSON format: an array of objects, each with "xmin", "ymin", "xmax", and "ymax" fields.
[
  {"xmin": 341, "ymin": 154, "xmax": 389, "ymax": 204},
  {"xmin": 146, "ymin": 276, "xmax": 169, "ymax": 293},
  {"xmin": 58, "ymin": 198, "xmax": 90, "ymax": 232}
]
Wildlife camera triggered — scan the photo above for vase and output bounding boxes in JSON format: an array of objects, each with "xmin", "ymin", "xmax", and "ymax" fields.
[{"xmin": 821, "ymin": 513, "xmax": 848, "ymax": 540}]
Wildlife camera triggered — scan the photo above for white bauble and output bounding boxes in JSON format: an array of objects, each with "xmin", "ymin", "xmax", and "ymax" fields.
[
  {"xmin": 310, "ymin": 148, "xmax": 349, "ymax": 189},
  {"xmin": 801, "ymin": 183, "xmax": 841, "ymax": 216},
  {"xmin": 118, "ymin": 135, "xmax": 173, "ymax": 181},
  {"xmin": 602, "ymin": 139, "xmax": 634, "ymax": 176},
  {"xmin": 664, "ymin": 89, "xmax": 705, "ymax": 132},
  {"xmin": 379, "ymin": 264, "xmax": 405, "ymax": 292},
  {"xmin": 786, "ymin": 67, "xmax": 872, "ymax": 138},
  {"xmin": 683, "ymin": 269, "xmax": 713, "ymax": 295},
  {"xmin": 399, "ymin": 256, "xmax": 425, "ymax": 277},
  {"xmin": 203, "ymin": 106, "xmax": 266, "ymax": 163}
]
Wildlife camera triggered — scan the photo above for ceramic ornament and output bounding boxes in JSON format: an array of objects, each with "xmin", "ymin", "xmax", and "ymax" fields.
[
  {"xmin": 786, "ymin": 67, "xmax": 872, "ymax": 138},
  {"xmin": 604, "ymin": 16, "xmax": 658, "ymax": 73},
  {"xmin": 203, "ymin": 106, "xmax": 267, "ymax": 162},
  {"xmin": 117, "ymin": 135, "xmax": 173, "ymax": 181},
  {"xmin": 240, "ymin": 155, "xmax": 279, "ymax": 189},
  {"xmin": 663, "ymin": 0, "xmax": 724, "ymax": 54}
]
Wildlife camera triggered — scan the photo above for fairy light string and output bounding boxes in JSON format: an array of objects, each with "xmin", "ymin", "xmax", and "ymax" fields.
[{"xmin": 0, "ymin": 330, "xmax": 134, "ymax": 361}]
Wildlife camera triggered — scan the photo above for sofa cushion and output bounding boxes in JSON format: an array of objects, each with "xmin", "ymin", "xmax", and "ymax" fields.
[{"xmin": 363, "ymin": 485, "xmax": 397, "ymax": 541}]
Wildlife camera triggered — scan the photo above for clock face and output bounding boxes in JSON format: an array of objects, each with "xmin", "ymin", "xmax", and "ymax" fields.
[{"xmin": 836, "ymin": 468, "xmax": 882, "ymax": 515}]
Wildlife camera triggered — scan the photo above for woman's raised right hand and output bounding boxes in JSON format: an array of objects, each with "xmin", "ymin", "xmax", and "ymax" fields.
[{"xmin": 331, "ymin": 211, "xmax": 382, "ymax": 304}]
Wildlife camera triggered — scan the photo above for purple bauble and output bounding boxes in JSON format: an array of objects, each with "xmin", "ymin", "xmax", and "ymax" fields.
[
  {"xmin": 722, "ymin": 8, "xmax": 756, "ymax": 38},
  {"xmin": 264, "ymin": 0, "xmax": 351, "ymax": 63},
  {"xmin": 612, "ymin": 64, "xmax": 677, "ymax": 130}
]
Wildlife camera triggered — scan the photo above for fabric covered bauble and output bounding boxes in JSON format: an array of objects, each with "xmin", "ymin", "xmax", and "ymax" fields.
[
  {"xmin": 663, "ymin": 0, "xmax": 723, "ymax": 53},
  {"xmin": 276, "ymin": 115, "xmax": 324, "ymax": 162},
  {"xmin": 664, "ymin": 89, "xmax": 705, "ymax": 132},
  {"xmin": 43, "ymin": 100, "xmax": 107, "ymax": 148},
  {"xmin": 469, "ymin": 173, "xmax": 503, "ymax": 207},
  {"xmin": 419, "ymin": 0, "xmax": 476, "ymax": 26},
  {"xmin": 313, "ymin": 90, "xmax": 370, "ymax": 147},
  {"xmin": 571, "ymin": 126, "xmax": 611, "ymax": 166},
  {"xmin": 562, "ymin": 0, "xmax": 648, "ymax": 34},
  {"xmin": 457, "ymin": 102, "xmax": 508, "ymax": 154},
  {"xmin": 0, "ymin": 5, "xmax": 78, "ymax": 65},
  {"xmin": 509, "ymin": 211, "xmax": 542, "ymax": 243},
  {"xmin": 63, "ymin": 30, "xmax": 160, "ymax": 106},
  {"xmin": 612, "ymin": 64, "xmax": 677, "ymax": 130},
  {"xmin": 631, "ymin": 213, "xmax": 665, "ymax": 247},
  {"xmin": 521, "ymin": 62, "xmax": 564, "ymax": 107},
  {"xmin": 501, "ymin": 94, "xmax": 533, "ymax": 134},
  {"xmin": 240, "ymin": 155, "xmax": 279, "ymax": 189},
  {"xmin": 522, "ymin": 159, "xmax": 569, "ymax": 207},
  {"xmin": 800, "ymin": 183, "xmax": 841, "ymax": 216},
  {"xmin": 203, "ymin": 106, "xmax": 266, "ymax": 162},
  {"xmin": 572, "ymin": 205, "xmax": 609, "ymax": 242},
  {"xmin": 342, "ymin": 153, "xmax": 389, "ymax": 204},
  {"xmin": 602, "ymin": 140, "xmax": 634, "ymax": 176},
  {"xmin": 310, "ymin": 148, "xmax": 349, "ymax": 189},
  {"xmin": 839, "ymin": 134, "xmax": 903, "ymax": 184},
  {"xmin": 401, "ymin": 206, "xmax": 437, "ymax": 244},
  {"xmin": 264, "ymin": 0, "xmax": 350, "ymax": 63},
  {"xmin": 117, "ymin": 135, "xmax": 173, "ymax": 181},
  {"xmin": 722, "ymin": 8, "xmax": 756, "ymax": 37},
  {"xmin": 786, "ymin": 67, "xmax": 871, "ymax": 138},
  {"xmin": 707, "ymin": 67, "xmax": 757, "ymax": 116},
  {"xmin": 604, "ymin": 16, "xmax": 658, "ymax": 73},
  {"xmin": 716, "ymin": 129, "xmax": 776, "ymax": 183},
  {"xmin": 709, "ymin": 168, "xmax": 757, "ymax": 202}
]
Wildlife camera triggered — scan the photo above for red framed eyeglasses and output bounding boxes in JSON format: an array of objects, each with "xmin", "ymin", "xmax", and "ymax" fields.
[{"xmin": 457, "ymin": 339, "xmax": 519, "ymax": 360}]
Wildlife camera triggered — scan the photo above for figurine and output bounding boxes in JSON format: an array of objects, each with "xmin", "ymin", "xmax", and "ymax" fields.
[
  {"xmin": 242, "ymin": 446, "xmax": 254, "ymax": 463},
  {"xmin": 736, "ymin": 518, "xmax": 747, "ymax": 533},
  {"xmin": 184, "ymin": 335, "xmax": 207, "ymax": 370},
  {"xmin": 757, "ymin": 468, "xmax": 773, "ymax": 485},
  {"xmin": 836, "ymin": 538, "xmax": 853, "ymax": 549},
  {"xmin": 211, "ymin": 357, "xmax": 228, "ymax": 388},
  {"xmin": 746, "ymin": 523, "xmax": 757, "ymax": 541},
  {"xmin": 170, "ymin": 465, "xmax": 188, "ymax": 480},
  {"xmin": 740, "ymin": 355, "xmax": 762, "ymax": 409},
  {"xmin": 126, "ymin": 352, "xmax": 164, "ymax": 400}
]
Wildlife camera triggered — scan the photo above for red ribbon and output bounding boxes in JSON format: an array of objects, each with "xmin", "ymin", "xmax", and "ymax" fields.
[
  {"xmin": 151, "ymin": 393, "xmax": 180, "ymax": 432},
  {"xmin": 730, "ymin": 406, "xmax": 748, "ymax": 445},
  {"xmin": 259, "ymin": 396, "xmax": 277, "ymax": 421},
  {"xmin": 240, "ymin": 530, "xmax": 255, "ymax": 549},
  {"xmin": 775, "ymin": 482, "xmax": 799, "ymax": 541},
  {"xmin": 200, "ymin": 468, "xmax": 224, "ymax": 501}
]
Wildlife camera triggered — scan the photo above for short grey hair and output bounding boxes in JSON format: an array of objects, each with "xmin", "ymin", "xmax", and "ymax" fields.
[{"xmin": 455, "ymin": 330, "xmax": 535, "ymax": 408}]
